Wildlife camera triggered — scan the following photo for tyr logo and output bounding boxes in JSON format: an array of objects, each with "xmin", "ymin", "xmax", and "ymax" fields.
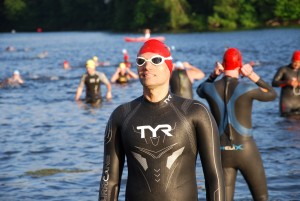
[{"xmin": 136, "ymin": 124, "xmax": 173, "ymax": 139}]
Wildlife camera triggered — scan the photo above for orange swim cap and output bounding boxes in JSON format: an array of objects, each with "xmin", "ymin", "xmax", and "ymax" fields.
[
  {"xmin": 223, "ymin": 48, "xmax": 243, "ymax": 70},
  {"xmin": 138, "ymin": 39, "xmax": 173, "ymax": 74}
]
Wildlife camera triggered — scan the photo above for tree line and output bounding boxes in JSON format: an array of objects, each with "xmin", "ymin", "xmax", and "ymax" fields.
[{"xmin": 1, "ymin": 0, "xmax": 300, "ymax": 32}]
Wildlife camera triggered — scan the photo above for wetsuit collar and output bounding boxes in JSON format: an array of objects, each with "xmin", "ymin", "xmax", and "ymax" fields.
[{"xmin": 142, "ymin": 92, "xmax": 172, "ymax": 108}]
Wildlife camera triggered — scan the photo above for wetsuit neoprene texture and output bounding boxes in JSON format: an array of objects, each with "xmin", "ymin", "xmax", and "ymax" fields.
[
  {"xmin": 170, "ymin": 69, "xmax": 193, "ymax": 99},
  {"xmin": 272, "ymin": 64, "xmax": 300, "ymax": 116},
  {"xmin": 78, "ymin": 71, "xmax": 109, "ymax": 103},
  {"xmin": 98, "ymin": 93, "xmax": 225, "ymax": 201},
  {"xmin": 197, "ymin": 76, "xmax": 276, "ymax": 201}
]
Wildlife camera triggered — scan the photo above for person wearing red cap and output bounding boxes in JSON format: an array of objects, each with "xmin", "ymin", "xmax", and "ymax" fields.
[
  {"xmin": 272, "ymin": 50, "xmax": 300, "ymax": 117},
  {"xmin": 197, "ymin": 48, "xmax": 276, "ymax": 201},
  {"xmin": 98, "ymin": 39, "xmax": 225, "ymax": 201}
]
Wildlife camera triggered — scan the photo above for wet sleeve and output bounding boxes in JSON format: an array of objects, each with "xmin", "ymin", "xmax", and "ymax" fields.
[
  {"xmin": 254, "ymin": 78, "xmax": 277, "ymax": 101},
  {"xmin": 196, "ymin": 81, "xmax": 208, "ymax": 99},
  {"xmin": 98, "ymin": 110, "xmax": 125, "ymax": 201},
  {"xmin": 97, "ymin": 72, "xmax": 110, "ymax": 85},
  {"xmin": 272, "ymin": 67, "xmax": 287, "ymax": 87},
  {"xmin": 78, "ymin": 74, "xmax": 86, "ymax": 89},
  {"xmin": 193, "ymin": 103, "xmax": 225, "ymax": 201}
]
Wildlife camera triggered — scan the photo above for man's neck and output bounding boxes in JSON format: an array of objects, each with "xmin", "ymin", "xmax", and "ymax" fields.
[
  {"xmin": 224, "ymin": 70, "xmax": 239, "ymax": 78},
  {"xmin": 143, "ymin": 85, "xmax": 169, "ymax": 103}
]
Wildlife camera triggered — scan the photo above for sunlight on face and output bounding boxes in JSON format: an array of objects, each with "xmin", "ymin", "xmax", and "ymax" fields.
[
  {"xmin": 137, "ymin": 52, "xmax": 170, "ymax": 89},
  {"xmin": 292, "ymin": 61, "xmax": 300, "ymax": 69}
]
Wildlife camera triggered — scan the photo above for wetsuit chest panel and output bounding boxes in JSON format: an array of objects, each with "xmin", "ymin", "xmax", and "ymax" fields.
[
  {"xmin": 119, "ymin": 98, "xmax": 198, "ymax": 196},
  {"xmin": 205, "ymin": 83, "xmax": 254, "ymax": 136},
  {"xmin": 85, "ymin": 74, "xmax": 101, "ymax": 99}
]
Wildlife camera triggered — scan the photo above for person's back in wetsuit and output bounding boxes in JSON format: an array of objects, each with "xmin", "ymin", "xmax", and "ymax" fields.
[
  {"xmin": 170, "ymin": 61, "xmax": 205, "ymax": 99},
  {"xmin": 170, "ymin": 68, "xmax": 193, "ymax": 99},
  {"xmin": 272, "ymin": 50, "xmax": 300, "ymax": 116},
  {"xmin": 98, "ymin": 39, "xmax": 225, "ymax": 201},
  {"xmin": 197, "ymin": 48, "xmax": 276, "ymax": 201}
]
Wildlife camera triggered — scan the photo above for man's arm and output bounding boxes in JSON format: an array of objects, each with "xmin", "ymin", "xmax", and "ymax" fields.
[
  {"xmin": 110, "ymin": 68, "xmax": 121, "ymax": 83},
  {"xmin": 194, "ymin": 103, "xmax": 225, "ymax": 201},
  {"xmin": 184, "ymin": 62, "xmax": 205, "ymax": 82},
  {"xmin": 75, "ymin": 75, "xmax": 85, "ymax": 101},
  {"xmin": 99, "ymin": 112, "xmax": 125, "ymax": 201}
]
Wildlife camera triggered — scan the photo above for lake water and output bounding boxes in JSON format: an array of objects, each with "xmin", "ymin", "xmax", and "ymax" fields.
[{"xmin": 0, "ymin": 29, "xmax": 300, "ymax": 201}]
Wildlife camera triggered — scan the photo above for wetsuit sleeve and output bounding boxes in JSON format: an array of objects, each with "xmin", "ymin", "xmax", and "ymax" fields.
[
  {"xmin": 254, "ymin": 78, "xmax": 277, "ymax": 101},
  {"xmin": 272, "ymin": 66, "xmax": 287, "ymax": 87},
  {"xmin": 98, "ymin": 110, "xmax": 125, "ymax": 201},
  {"xmin": 78, "ymin": 74, "xmax": 86, "ymax": 89},
  {"xmin": 193, "ymin": 103, "xmax": 225, "ymax": 201},
  {"xmin": 97, "ymin": 72, "xmax": 110, "ymax": 85}
]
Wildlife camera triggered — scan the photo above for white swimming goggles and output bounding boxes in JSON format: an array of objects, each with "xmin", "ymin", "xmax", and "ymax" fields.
[{"xmin": 136, "ymin": 55, "xmax": 172, "ymax": 66}]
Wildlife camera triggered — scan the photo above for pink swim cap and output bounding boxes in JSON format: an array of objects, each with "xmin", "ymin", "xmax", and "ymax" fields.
[
  {"xmin": 138, "ymin": 39, "xmax": 173, "ymax": 74},
  {"xmin": 223, "ymin": 48, "xmax": 243, "ymax": 70},
  {"xmin": 292, "ymin": 50, "xmax": 300, "ymax": 62}
]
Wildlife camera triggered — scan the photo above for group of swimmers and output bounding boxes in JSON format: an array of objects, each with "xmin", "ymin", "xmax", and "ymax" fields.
[{"xmin": 96, "ymin": 39, "xmax": 300, "ymax": 201}]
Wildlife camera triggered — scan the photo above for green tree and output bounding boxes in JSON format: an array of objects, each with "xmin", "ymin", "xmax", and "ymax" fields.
[{"xmin": 274, "ymin": 0, "xmax": 300, "ymax": 21}]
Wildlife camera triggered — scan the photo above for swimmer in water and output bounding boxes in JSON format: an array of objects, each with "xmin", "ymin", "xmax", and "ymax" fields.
[
  {"xmin": 75, "ymin": 59, "xmax": 112, "ymax": 104},
  {"xmin": 170, "ymin": 61, "xmax": 205, "ymax": 99},
  {"xmin": 110, "ymin": 62, "xmax": 138, "ymax": 84},
  {"xmin": 98, "ymin": 39, "xmax": 225, "ymax": 201},
  {"xmin": 0, "ymin": 70, "xmax": 24, "ymax": 88},
  {"xmin": 272, "ymin": 50, "xmax": 300, "ymax": 117},
  {"xmin": 197, "ymin": 48, "xmax": 277, "ymax": 201},
  {"xmin": 122, "ymin": 49, "xmax": 132, "ymax": 68},
  {"xmin": 144, "ymin": 28, "xmax": 151, "ymax": 39}
]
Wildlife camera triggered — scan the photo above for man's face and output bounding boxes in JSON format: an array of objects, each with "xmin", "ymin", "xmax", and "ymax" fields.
[
  {"xmin": 292, "ymin": 60, "xmax": 300, "ymax": 70},
  {"xmin": 86, "ymin": 67, "xmax": 95, "ymax": 75},
  {"xmin": 137, "ymin": 52, "xmax": 170, "ymax": 89}
]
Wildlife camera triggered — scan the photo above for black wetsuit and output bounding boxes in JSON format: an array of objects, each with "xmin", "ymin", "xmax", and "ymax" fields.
[
  {"xmin": 272, "ymin": 64, "xmax": 300, "ymax": 116},
  {"xmin": 197, "ymin": 76, "xmax": 276, "ymax": 201},
  {"xmin": 98, "ymin": 93, "xmax": 225, "ymax": 201},
  {"xmin": 78, "ymin": 72, "xmax": 109, "ymax": 103},
  {"xmin": 117, "ymin": 72, "xmax": 129, "ymax": 84},
  {"xmin": 170, "ymin": 69, "xmax": 193, "ymax": 99}
]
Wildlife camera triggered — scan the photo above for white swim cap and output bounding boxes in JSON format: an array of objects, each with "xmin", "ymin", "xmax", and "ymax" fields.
[
  {"xmin": 175, "ymin": 61, "xmax": 184, "ymax": 68},
  {"xmin": 14, "ymin": 70, "xmax": 20, "ymax": 75}
]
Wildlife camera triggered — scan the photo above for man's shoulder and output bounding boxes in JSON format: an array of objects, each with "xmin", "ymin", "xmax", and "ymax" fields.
[{"xmin": 113, "ymin": 96, "xmax": 142, "ymax": 114}]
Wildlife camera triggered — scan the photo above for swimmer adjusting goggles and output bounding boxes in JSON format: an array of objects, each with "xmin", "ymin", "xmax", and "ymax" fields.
[{"xmin": 136, "ymin": 55, "xmax": 172, "ymax": 66}]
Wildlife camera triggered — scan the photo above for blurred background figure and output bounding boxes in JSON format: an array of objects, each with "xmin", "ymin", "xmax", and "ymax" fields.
[
  {"xmin": 63, "ymin": 60, "xmax": 71, "ymax": 70},
  {"xmin": 93, "ymin": 56, "xmax": 100, "ymax": 67},
  {"xmin": 170, "ymin": 61, "xmax": 205, "ymax": 99},
  {"xmin": 272, "ymin": 50, "xmax": 300, "ymax": 117},
  {"xmin": 0, "ymin": 70, "xmax": 24, "ymax": 88},
  {"xmin": 110, "ymin": 62, "xmax": 138, "ymax": 84},
  {"xmin": 122, "ymin": 49, "xmax": 131, "ymax": 68},
  {"xmin": 144, "ymin": 28, "xmax": 151, "ymax": 39},
  {"xmin": 75, "ymin": 59, "xmax": 112, "ymax": 104}
]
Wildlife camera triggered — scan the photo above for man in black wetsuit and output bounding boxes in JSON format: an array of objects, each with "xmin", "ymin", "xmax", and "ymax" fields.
[
  {"xmin": 272, "ymin": 50, "xmax": 300, "ymax": 117},
  {"xmin": 197, "ymin": 48, "xmax": 277, "ymax": 201},
  {"xmin": 98, "ymin": 39, "xmax": 225, "ymax": 201},
  {"xmin": 170, "ymin": 61, "xmax": 205, "ymax": 99},
  {"xmin": 75, "ymin": 59, "xmax": 112, "ymax": 104}
]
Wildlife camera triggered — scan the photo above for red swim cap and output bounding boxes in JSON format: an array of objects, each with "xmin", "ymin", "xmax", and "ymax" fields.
[
  {"xmin": 292, "ymin": 50, "xmax": 300, "ymax": 62},
  {"xmin": 138, "ymin": 39, "xmax": 173, "ymax": 74},
  {"xmin": 223, "ymin": 48, "xmax": 243, "ymax": 70}
]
